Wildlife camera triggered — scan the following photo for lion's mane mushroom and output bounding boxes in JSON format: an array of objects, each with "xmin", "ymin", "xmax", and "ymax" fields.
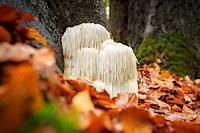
[{"xmin": 62, "ymin": 23, "xmax": 137, "ymax": 97}]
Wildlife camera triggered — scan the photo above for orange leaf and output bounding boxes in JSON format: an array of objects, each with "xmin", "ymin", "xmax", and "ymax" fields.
[
  {"xmin": 0, "ymin": 62, "xmax": 44, "ymax": 133},
  {"xmin": 172, "ymin": 98, "xmax": 184, "ymax": 105},
  {"xmin": 120, "ymin": 107, "xmax": 153, "ymax": 133},
  {"xmin": 160, "ymin": 71, "xmax": 171, "ymax": 79},
  {"xmin": 25, "ymin": 27, "xmax": 48, "ymax": 45}
]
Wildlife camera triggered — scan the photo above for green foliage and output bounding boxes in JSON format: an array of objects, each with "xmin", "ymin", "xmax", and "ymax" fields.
[
  {"xmin": 136, "ymin": 32, "xmax": 198, "ymax": 78},
  {"xmin": 18, "ymin": 103, "xmax": 80, "ymax": 133},
  {"xmin": 103, "ymin": 0, "xmax": 110, "ymax": 7}
]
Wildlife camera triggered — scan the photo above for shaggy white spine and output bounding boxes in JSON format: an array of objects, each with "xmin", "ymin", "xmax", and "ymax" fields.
[
  {"xmin": 62, "ymin": 23, "xmax": 110, "ymax": 76},
  {"xmin": 62, "ymin": 23, "xmax": 137, "ymax": 97},
  {"xmin": 96, "ymin": 40, "xmax": 138, "ymax": 97}
]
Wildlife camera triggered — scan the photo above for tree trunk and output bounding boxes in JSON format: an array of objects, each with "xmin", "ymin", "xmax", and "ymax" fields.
[
  {"xmin": 110, "ymin": 0, "xmax": 200, "ymax": 49},
  {"xmin": 110, "ymin": 0, "xmax": 128, "ymax": 45},
  {"xmin": 0, "ymin": 0, "xmax": 108, "ymax": 72}
]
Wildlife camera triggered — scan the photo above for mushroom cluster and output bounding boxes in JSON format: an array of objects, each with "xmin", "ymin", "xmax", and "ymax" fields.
[{"xmin": 62, "ymin": 23, "xmax": 137, "ymax": 97}]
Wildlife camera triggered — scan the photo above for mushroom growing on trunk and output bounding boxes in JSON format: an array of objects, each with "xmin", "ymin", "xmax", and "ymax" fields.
[{"xmin": 62, "ymin": 23, "xmax": 137, "ymax": 97}]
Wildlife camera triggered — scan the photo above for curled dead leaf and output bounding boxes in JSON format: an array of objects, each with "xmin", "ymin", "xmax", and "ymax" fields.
[{"xmin": 25, "ymin": 27, "xmax": 48, "ymax": 46}]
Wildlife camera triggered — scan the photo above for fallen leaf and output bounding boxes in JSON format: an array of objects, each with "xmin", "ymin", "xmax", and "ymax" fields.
[
  {"xmin": 18, "ymin": 12, "xmax": 35, "ymax": 22},
  {"xmin": 165, "ymin": 112, "xmax": 197, "ymax": 121},
  {"xmin": 153, "ymin": 99, "xmax": 171, "ymax": 113},
  {"xmin": 114, "ymin": 93, "xmax": 138, "ymax": 109},
  {"xmin": 0, "ymin": 5, "xmax": 17, "ymax": 22},
  {"xmin": 160, "ymin": 71, "xmax": 171, "ymax": 79},
  {"xmin": 0, "ymin": 26, "xmax": 11, "ymax": 43},
  {"xmin": 120, "ymin": 107, "xmax": 153, "ymax": 133},
  {"xmin": 25, "ymin": 27, "xmax": 48, "ymax": 46},
  {"xmin": 72, "ymin": 90, "xmax": 95, "ymax": 112},
  {"xmin": 172, "ymin": 98, "xmax": 184, "ymax": 105},
  {"xmin": 172, "ymin": 105, "xmax": 182, "ymax": 112},
  {"xmin": 0, "ymin": 62, "xmax": 43, "ymax": 133},
  {"xmin": 171, "ymin": 121, "xmax": 200, "ymax": 133}
]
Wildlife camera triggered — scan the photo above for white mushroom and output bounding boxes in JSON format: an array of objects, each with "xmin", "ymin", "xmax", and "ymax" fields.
[{"xmin": 62, "ymin": 23, "xmax": 137, "ymax": 97}]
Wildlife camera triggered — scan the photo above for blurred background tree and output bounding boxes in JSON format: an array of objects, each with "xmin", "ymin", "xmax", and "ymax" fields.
[{"xmin": 109, "ymin": 0, "xmax": 200, "ymax": 78}]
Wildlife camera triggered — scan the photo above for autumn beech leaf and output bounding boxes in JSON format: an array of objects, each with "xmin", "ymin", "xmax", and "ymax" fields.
[
  {"xmin": 26, "ymin": 27, "xmax": 48, "ymax": 46},
  {"xmin": 0, "ymin": 26, "xmax": 11, "ymax": 43},
  {"xmin": 138, "ymin": 63, "xmax": 200, "ymax": 124},
  {"xmin": 93, "ymin": 91, "xmax": 116, "ymax": 109}
]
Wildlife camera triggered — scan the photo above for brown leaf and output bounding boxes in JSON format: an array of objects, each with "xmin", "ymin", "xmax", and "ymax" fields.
[
  {"xmin": 182, "ymin": 84, "xmax": 193, "ymax": 93},
  {"xmin": 25, "ymin": 27, "xmax": 47, "ymax": 46},
  {"xmin": 172, "ymin": 105, "xmax": 182, "ymax": 112},
  {"xmin": 120, "ymin": 107, "xmax": 153, "ymax": 133},
  {"xmin": 172, "ymin": 98, "xmax": 184, "ymax": 105},
  {"xmin": 18, "ymin": 12, "xmax": 35, "ymax": 22},
  {"xmin": 152, "ymin": 115, "xmax": 165, "ymax": 125},
  {"xmin": 153, "ymin": 99, "xmax": 171, "ymax": 113},
  {"xmin": 171, "ymin": 121, "xmax": 200, "ymax": 133},
  {"xmin": 165, "ymin": 112, "xmax": 197, "ymax": 121},
  {"xmin": 66, "ymin": 77, "xmax": 95, "ymax": 92},
  {"xmin": 93, "ymin": 91, "xmax": 116, "ymax": 109},
  {"xmin": 0, "ymin": 62, "xmax": 43, "ymax": 133},
  {"xmin": 0, "ymin": 5, "xmax": 18, "ymax": 22},
  {"xmin": 160, "ymin": 71, "xmax": 172, "ymax": 79},
  {"xmin": 0, "ymin": 26, "xmax": 11, "ymax": 43},
  {"xmin": 72, "ymin": 90, "xmax": 95, "ymax": 112},
  {"xmin": 114, "ymin": 93, "xmax": 138, "ymax": 109},
  {"xmin": 182, "ymin": 105, "xmax": 194, "ymax": 114},
  {"xmin": 86, "ymin": 113, "xmax": 108, "ymax": 133},
  {"xmin": 0, "ymin": 4, "xmax": 34, "ymax": 22}
]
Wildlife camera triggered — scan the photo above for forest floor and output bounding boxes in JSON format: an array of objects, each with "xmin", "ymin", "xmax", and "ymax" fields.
[{"xmin": 0, "ymin": 4, "xmax": 199, "ymax": 133}]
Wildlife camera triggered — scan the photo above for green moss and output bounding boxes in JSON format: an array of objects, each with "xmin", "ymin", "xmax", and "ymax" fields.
[
  {"xmin": 103, "ymin": 0, "xmax": 110, "ymax": 7},
  {"xmin": 136, "ymin": 32, "xmax": 198, "ymax": 78},
  {"xmin": 18, "ymin": 103, "xmax": 81, "ymax": 133}
]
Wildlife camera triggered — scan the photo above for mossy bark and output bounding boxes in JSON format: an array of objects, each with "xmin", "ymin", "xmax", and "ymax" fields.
[{"xmin": 0, "ymin": 0, "xmax": 108, "ymax": 72}]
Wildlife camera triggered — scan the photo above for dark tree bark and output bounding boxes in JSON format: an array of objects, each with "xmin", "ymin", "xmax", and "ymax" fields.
[
  {"xmin": 110, "ymin": 0, "xmax": 128, "ymax": 45},
  {"xmin": 110, "ymin": 0, "xmax": 200, "ymax": 77},
  {"xmin": 110, "ymin": 0, "xmax": 200, "ymax": 50},
  {"xmin": 0, "ymin": 0, "xmax": 108, "ymax": 72}
]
